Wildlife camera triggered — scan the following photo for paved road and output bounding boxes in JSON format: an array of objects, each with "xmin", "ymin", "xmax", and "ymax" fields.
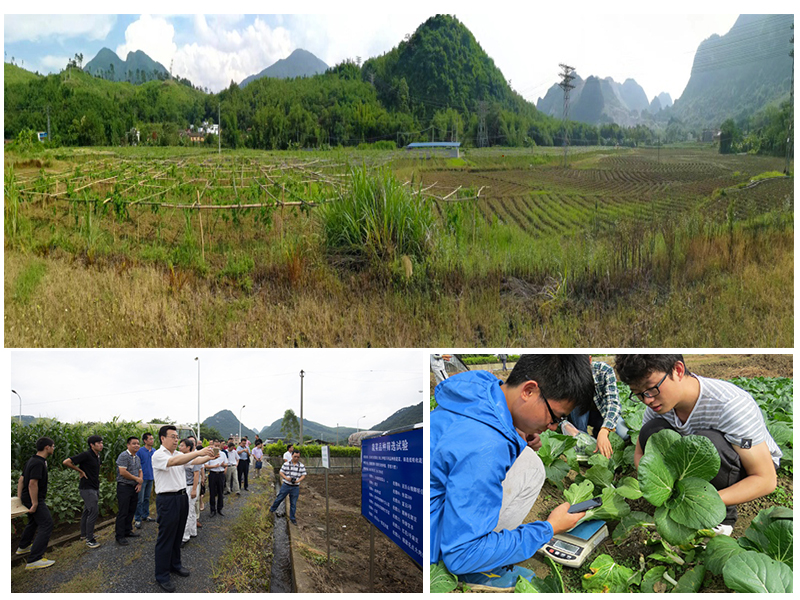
[{"xmin": 12, "ymin": 477, "xmax": 273, "ymax": 593}]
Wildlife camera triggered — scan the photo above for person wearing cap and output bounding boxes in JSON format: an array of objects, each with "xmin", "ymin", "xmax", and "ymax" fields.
[{"xmin": 151, "ymin": 425, "xmax": 214, "ymax": 593}]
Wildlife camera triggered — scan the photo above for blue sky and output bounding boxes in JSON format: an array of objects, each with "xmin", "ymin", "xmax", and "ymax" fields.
[{"xmin": 2, "ymin": 11, "xmax": 765, "ymax": 105}]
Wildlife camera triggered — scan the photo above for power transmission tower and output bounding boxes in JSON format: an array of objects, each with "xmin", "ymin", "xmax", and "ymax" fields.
[
  {"xmin": 477, "ymin": 101, "xmax": 488, "ymax": 148},
  {"xmin": 785, "ymin": 23, "xmax": 794, "ymax": 174},
  {"xmin": 46, "ymin": 105, "xmax": 51, "ymax": 143},
  {"xmin": 558, "ymin": 63, "xmax": 576, "ymax": 167}
]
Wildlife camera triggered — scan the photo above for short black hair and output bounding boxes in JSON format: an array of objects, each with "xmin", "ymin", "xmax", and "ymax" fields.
[
  {"xmin": 292, "ymin": 448, "xmax": 301, "ymax": 455},
  {"xmin": 142, "ymin": 432, "xmax": 154, "ymax": 442},
  {"xmin": 614, "ymin": 355, "xmax": 686, "ymax": 386},
  {"xmin": 228, "ymin": 443, "xmax": 235, "ymax": 449},
  {"xmin": 36, "ymin": 437, "xmax": 55, "ymax": 451},
  {"xmin": 287, "ymin": 444, "xmax": 294, "ymax": 450},
  {"xmin": 181, "ymin": 438, "xmax": 195, "ymax": 451},
  {"xmin": 159, "ymin": 425, "xmax": 177, "ymax": 442},
  {"xmin": 87, "ymin": 435, "xmax": 103, "ymax": 447},
  {"xmin": 126, "ymin": 436, "xmax": 139, "ymax": 445},
  {"xmin": 505, "ymin": 354, "xmax": 595, "ymax": 415}
]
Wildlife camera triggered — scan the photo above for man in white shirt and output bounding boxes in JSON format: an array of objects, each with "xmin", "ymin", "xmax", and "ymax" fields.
[
  {"xmin": 224, "ymin": 442, "xmax": 238, "ymax": 495},
  {"xmin": 282, "ymin": 444, "xmax": 294, "ymax": 463},
  {"xmin": 152, "ymin": 425, "xmax": 214, "ymax": 593},
  {"xmin": 206, "ymin": 440, "xmax": 228, "ymax": 517}
]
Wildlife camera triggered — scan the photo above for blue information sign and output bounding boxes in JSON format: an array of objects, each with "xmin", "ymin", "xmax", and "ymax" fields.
[{"xmin": 361, "ymin": 427, "xmax": 423, "ymax": 565}]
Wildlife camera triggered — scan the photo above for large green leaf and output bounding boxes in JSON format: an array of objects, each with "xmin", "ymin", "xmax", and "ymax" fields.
[
  {"xmin": 430, "ymin": 561, "xmax": 458, "ymax": 593},
  {"xmin": 585, "ymin": 464, "xmax": 614, "ymax": 489},
  {"xmin": 760, "ymin": 520, "xmax": 793, "ymax": 568},
  {"xmin": 581, "ymin": 554, "xmax": 635, "ymax": 593},
  {"xmin": 704, "ymin": 535, "xmax": 746, "ymax": 576},
  {"xmin": 640, "ymin": 566, "xmax": 670, "ymax": 593},
  {"xmin": 654, "ymin": 506, "xmax": 697, "ymax": 546},
  {"xmin": 638, "ymin": 451, "xmax": 675, "ymax": 507},
  {"xmin": 646, "ymin": 428, "xmax": 682, "ymax": 459},
  {"xmin": 543, "ymin": 459, "xmax": 570, "ymax": 490},
  {"xmin": 663, "ymin": 435, "xmax": 720, "ymax": 482},
  {"xmin": 672, "ymin": 564, "xmax": 706, "ymax": 592},
  {"xmin": 646, "ymin": 540, "xmax": 685, "ymax": 565},
  {"xmin": 537, "ymin": 430, "xmax": 577, "ymax": 467},
  {"xmin": 767, "ymin": 421, "xmax": 792, "ymax": 446},
  {"xmin": 668, "ymin": 477, "xmax": 726, "ymax": 530},
  {"xmin": 622, "ymin": 444, "xmax": 636, "ymax": 468},
  {"xmin": 514, "ymin": 555, "xmax": 564, "ymax": 593},
  {"xmin": 739, "ymin": 506, "xmax": 793, "ymax": 566},
  {"xmin": 722, "ymin": 550, "xmax": 793, "ymax": 593},
  {"xmin": 587, "ymin": 453, "xmax": 610, "ymax": 469},
  {"xmin": 614, "ymin": 477, "xmax": 642, "ymax": 500},
  {"xmin": 564, "ymin": 446, "xmax": 581, "ymax": 472},
  {"xmin": 564, "ymin": 479, "xmax": 594, "ymax": 506},
  {"xmin": 584, "ymin": 486, "xmax": 631, "ymax": 523}
]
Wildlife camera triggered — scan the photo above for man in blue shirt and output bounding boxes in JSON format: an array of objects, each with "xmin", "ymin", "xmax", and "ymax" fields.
[
  {"xmin": 135, "ymin": 432, "xmax": 156, "ymax": 529},
  {"xmin": 431, "ymin": 355, "xmax": 594, "ymax": 591}
]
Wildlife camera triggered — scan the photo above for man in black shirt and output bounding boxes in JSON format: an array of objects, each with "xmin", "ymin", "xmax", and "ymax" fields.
[
  {"xmin": 16, "ymin": 437, "xmax": 56, "ymax": 569},
  {"xmin": 63, "ymin": 435, "xmax": 104, "ymax": 549},
  {"xmin": 115, "ymin": 436, "xmax": 143, "ymax": 546}
]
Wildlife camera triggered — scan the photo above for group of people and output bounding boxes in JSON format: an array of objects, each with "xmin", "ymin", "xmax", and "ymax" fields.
[
  {"xmin": 14, "ymin": 427, "xmax": 309, "ymax": 593},
  {"xmin": 430, "ymin": 354, "xmax": 782, "ymax": 590}
]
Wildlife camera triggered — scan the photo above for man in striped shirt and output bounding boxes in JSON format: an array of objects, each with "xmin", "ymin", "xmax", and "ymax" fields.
[
  {"xmin": 615, "ymin": 354, "xmax": 780, "ymax": 534},
  {"xmin": 269, "ymin": 449, "xmax": 306, "ymax": 525}
]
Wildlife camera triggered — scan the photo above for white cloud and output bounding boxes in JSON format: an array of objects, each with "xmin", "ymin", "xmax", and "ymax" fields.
[
  {"xmin": 39, "ymin": 54, "xmax": 71, "ymax": 71},
  {"xmin": 4, "ymin": 15, "xmax": 116, "ymax": 44},
  {"xmin": 116, "ymin": 15, "xmax": 177, "ymax": 69},
  {"xmin": 173, "ymin": 16, "xmax": 292, "ymax": 92}
]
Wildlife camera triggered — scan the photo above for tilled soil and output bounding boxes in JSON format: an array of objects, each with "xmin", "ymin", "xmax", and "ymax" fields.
[
  {"xmin": 289, "ymin": 472, "xmax": 422, "ymax": 593},
  {"xmin": 10, "ymin": 478, "xmax": 271, "ymax": 593}
]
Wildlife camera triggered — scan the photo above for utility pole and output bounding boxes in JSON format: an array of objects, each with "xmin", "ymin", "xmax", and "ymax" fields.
[
  {"xmin": 46, "ymin": 105, "xmax": 51, "ymax": 143},
  {"xmin": 785, "ymin": 23, "xmax": 794, "ymax": 174},
  {"xmin": 558, "ymin": 63, "xmax": 576, "ymax": 167},
  {"xmin": 299, "ymin": 369, "xmax": 304, "ymax": 446},
  {"xmin": 218, "ymin": 102, "xmax": 221, "ymax": 155},
  {"xmin": 657, "ymin": 136, "xmax": 660, "ymax": 164},
  {"xmin": 477, "ymin": 101, "xmax": 488, "ymax": 148}
]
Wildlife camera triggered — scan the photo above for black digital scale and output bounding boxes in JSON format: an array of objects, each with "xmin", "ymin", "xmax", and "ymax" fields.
[{"xmin": 538, "ymin": 519, "xmax": 608, "ymax": 568}]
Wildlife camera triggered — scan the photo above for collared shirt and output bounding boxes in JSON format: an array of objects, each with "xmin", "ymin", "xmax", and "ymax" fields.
[
  {"xmin": 226, "ymin": 449, "xmax": 238, "ymax": 466},
  {"xmin": 206, "ymin": 453, "xmax": 227, "ymax": 473},
  {"xmin": 68, "ymin": 448, "xmax": 102, "ymax": 490},
  {"xmin": 592, "ymin": 361, "xmax": 622, "ymax": 431},
  {"xmin": 237, "ymin": 445, "xmax": 249, "ymax": 460},
  {"xmin": 185, "ymin": 461, "xmax": 202, "ymax": 487},
  {"xmin": 152, "ymin": 446, "xmax": 187, "ymax": 494},
  {"xmin": 280, "ymin": 460, "xmax": 306, "ymax": 485},
  {"xmin": 136, "ymin": 446, "xmax": 156, "ymax": 480},
  {"xmin": 116, "ymin": 450, "xmax": 142, "ymax": 485},
  {"xmin": 252, "ymin": 448, "xmax": 263, "ymax": 461},
  {"xmin": 282, "ymin": 451, "xmax": 292, "ymax": 463}
]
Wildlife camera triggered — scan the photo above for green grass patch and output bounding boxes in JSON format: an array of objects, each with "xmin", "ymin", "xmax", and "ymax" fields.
[
  {"xmin": 750, "ymin": 171, "xmax": 785, "ymax": 182},
  {"xmin": 12, "ymin": 260, "xmax": 47, "ymax": 303}
]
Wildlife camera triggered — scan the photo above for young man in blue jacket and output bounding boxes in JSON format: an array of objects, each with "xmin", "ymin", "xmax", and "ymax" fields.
[{"xmin": 430, "ymin": 354, "xmax": 595, "ymax": 590}]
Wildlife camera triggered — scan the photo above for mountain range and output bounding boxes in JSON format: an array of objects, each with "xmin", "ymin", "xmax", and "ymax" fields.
[
  {"xmin": 536, "ymin": 74, "xmax": 671, "ymax": 127},
  {"xmin": 83, "ymin": 47, "xmax": 169, "ymax": 83},
  {"xmin": 240, "ymin": 48, "xmax": 328, "ymax": 87},
  {"xmin": 201, "ymin": 401, "xmax": 423, "ymax": 443}
]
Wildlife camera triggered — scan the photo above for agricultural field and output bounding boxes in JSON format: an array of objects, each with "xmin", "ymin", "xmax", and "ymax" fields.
[
  {"xmin": 4, "ymin": 144, "xmax": 793, "ymax": 347},
  {"xmin": 431, "ymin": 355, "xmax": 793, "ymax": 593}
]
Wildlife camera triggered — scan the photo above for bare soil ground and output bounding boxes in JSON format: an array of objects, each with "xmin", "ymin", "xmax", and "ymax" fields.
[{"xmin": 290, "ymin": 472, "xmax": 422, "ymax": 593}]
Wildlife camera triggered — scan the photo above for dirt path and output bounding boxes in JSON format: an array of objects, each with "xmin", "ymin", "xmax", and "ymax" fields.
[
  {"xmin": 289, "ymin": 473, "xmax": 423, "ymax": 593},
  {"xmin": 11, "ymin": 476, "xmax": 274, "ymax": 593}
]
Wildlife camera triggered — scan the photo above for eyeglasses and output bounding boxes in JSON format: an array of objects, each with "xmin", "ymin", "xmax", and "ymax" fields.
[
  {"xmin": 166, "ymin": 434, "xmax": 180, "ymax": 440},
  {"xmin": 541, "ymin": 391, "xmax": 567, "ymax": 426},
  {"xmin": 629, "ymin": 371, "xmax": 669, "ymax": 402}
]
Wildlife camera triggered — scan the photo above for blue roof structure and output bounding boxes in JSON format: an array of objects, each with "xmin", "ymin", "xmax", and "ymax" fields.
[{"xmin": 406, "ymin": 142, "xmax": 461, "ymax": 148}]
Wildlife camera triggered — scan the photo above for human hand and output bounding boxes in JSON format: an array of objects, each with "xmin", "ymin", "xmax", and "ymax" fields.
[
  {"xmin": 78, "ymin": 469, "xmax": 87, "ymax": 479},
  {"xmin": 523, "ymin": 433, "xmax": 542, "ymax": 451},
  {"xmin": 546, "ymin": 502, "xmax": 584, "ymax": 535},
  {"xmin": 191, "ymin": 490, "xmax": 197, "ymax": 499},
  {"xmin": 595, "ymin": 430, "xmax": 613, "ymax": 458},
  {"xmin": 28, "ymin": 504, "xmax": 38, "ymax": 514},
  {"xmin": 135, "ymin": 483, "xmax": 142, "ymax": 493}
]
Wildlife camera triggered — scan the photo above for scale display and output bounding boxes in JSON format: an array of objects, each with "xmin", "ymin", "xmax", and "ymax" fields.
[
  {"xmin": 538, "ymin": 520, "xmax": 608, "ymax": 568},
  {"xmin": 361, "ymin": 427, "xmax": 423, "ymax": 565}
]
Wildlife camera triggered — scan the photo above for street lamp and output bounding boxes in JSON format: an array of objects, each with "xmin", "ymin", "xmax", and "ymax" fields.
[
  {"xmin": 356, "ymin": 415, "xmax": 366, "ymax": 433},
  {"xmin": 239, "ymin": 405, "xmax": 246, "ymax": 441},
  {"xmin": 195, "ymin": 357, "xmax": 200, "ymax": 441},
  {"xmin": 11, "ymin": 390, "xmax": 21, "ymax": 424}
]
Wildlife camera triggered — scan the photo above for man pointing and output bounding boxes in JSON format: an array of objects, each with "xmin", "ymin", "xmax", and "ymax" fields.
[{"xmin": 152, "ymin": 425, "xmax": 214, "ymax": 592}]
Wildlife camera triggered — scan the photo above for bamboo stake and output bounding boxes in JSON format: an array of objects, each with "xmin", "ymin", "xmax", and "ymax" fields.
[{"xmin": 197, "ymin": 189, "xmax": 205, "ymax": 262}]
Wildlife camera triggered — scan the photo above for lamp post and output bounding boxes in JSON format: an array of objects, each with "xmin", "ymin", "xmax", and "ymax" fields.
[
  {"xmin": 11, "ymin": 390, "xmax": 21, "ymax": 424},
  {"xmin": 299, "ymin": 370, "xmax": 304, "ymax": 446},
  {"xmin": 194, "ymin": 357, "xmax": 200, "ymax": 441},
  {"xmin": 239, "ymin": 405, "xmax": 246, "ymax": 442},
  {"xmin": 356, "ymin": 415, "xmax": 366, "ymax": 433}
]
